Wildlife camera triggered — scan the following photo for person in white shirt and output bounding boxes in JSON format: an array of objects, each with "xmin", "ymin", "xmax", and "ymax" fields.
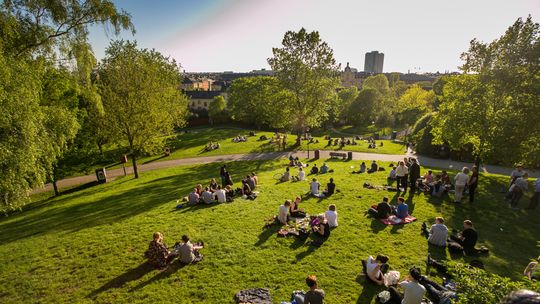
[
  {"xmin": 324, "ymin": 204, "xmax": 338, "ymax": 227},
  {"xmin": 426, "ymin": 217, "xmax": 448, "ymax": 247},
  {"xmin": 454, "ymin": 167, "xmax": 470, "ymax": 203},
  {"xmin": 214, "ymin": 186, "xmax": 227, "ymax": 203},
  {"xmin": 509, "ymin": 164, "xmax": 526, "ymax": 186},
  {"xmin": 395, "ymin": 161, "xmax": 409, "ymax": 192},
  {"xmin": 298, "ymin": 167, "xmax": 306, "ymax": 181},
  {"xmin": 310, "ymin": 178, "xmax": 320, "ymax": 197},
  {"xmin": 388, "ymin": 267, "xmax": 426, "ymax": 304},
  {"xmin": 278, "ymin": 200, "xmax": 291, "ymax": 225}
]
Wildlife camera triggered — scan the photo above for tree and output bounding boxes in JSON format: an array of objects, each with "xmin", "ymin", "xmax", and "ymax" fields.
[
  {"xmin": 208, "ymin": 95, "xmax": 228, "ymax": 125},
  {"xmin": 362, "ymin": 74, "xmax": 390, "ymax": 96},
  {"xmin": 227, "ymin": 76, "xmax": 291, "ymax": 129},
  {"xmin": 335, "ymin": 86, "xmax": 359, "ymax": 123},
  {"xmin": 268, "ymin": 28, "xmax": 340, "ymax": 133},
  {"xmin": 396, "ymin": 85, "xmax": 436, "ymax": 126},
  {"xmin": 347, "ymin": 88, "xmax": 382, "ymax": 126},
  {"xmin": 431, "ymin": 16, "xmax": 540, "ymax": 167},
  {"xmin": 99, "ymin": 40, "xmax": 188, "ymax": 178}
]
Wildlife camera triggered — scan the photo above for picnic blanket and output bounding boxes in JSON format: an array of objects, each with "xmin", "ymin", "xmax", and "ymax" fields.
[
  {"xmin": 234, "ymin": 288, "xmax": 271, "ymax": 304},
  {"xmin": 379, "ymin": 215, "xmax": 417, "ymax": 225}
]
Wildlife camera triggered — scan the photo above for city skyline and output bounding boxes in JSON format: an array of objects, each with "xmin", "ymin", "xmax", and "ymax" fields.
[{"xmin": 88, "ymin": 0, "xmax": 539, "ymax": 73}]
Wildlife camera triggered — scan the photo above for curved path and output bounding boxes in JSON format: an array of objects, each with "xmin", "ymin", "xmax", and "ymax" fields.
[{"xmin": 33, "ymin": 150, "xmax": 538, "ymax": 194}]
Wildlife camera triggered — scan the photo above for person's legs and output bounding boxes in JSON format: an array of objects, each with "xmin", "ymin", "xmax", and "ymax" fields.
[
  {"xmin": 423, "ymin": 283, "xmax": 443, "ymax": 303},
  {"xmin": 403, "ymin": 174, "xmax": 408, "ymax": 192},
  {"xmin": 510, "ymin": 190, "xmax": 523, "ymax": 208},
  {"xmin": 454, "ymin": 185, "xmax": 464, "ymax": 202},
  {"xmin": 469, "ymin": 184, "xmax": 477, "ymax": 202},
  {"xmin": 368, "ymin": 208, "xmax": 378, "ymax": 217}
]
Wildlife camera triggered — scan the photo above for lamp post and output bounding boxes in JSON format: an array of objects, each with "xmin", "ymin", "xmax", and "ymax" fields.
[{"xmin": 307, "ymin": 141, "xmax": 310, "ymax": 159}]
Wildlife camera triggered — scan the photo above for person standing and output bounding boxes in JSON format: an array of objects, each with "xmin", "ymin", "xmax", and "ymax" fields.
[
  {"xmin": 454, "ymin": 167, "xmax": 470, "ymax": 204},
  {"xmin": 526, "ymin": 177, "xmax": 540, "ymax": 210},
  {"xmin": 509, "ymin": 164, "xmax": 526, "ymax": 187},
  {"xmin": 468, "ymin": 166, "xmax": 479, "ymax": 203},
  {"xmin": 409, "ymin": 158, "xmax": 421, "ymax": 193},
  {"xmin": 220, "ymin": 165, "xmax": 228, "ymax": 187},
  {"xmin": 396, "ymin": 161, "xmax": 409, "ymax": 192},
  {"xmin": 510, "ymin": 173, "xmax": 529, "ymax": 210}
]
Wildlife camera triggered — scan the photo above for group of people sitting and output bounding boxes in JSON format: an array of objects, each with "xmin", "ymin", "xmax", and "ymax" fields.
[
  {"xmin": 277, "ymin": 197, "xmax": 338, "ymax": 238},
  {"xmin": 232, "ymin": 135, "xmax": 247, "ymax": 143},
  {"xmin": 367, "ymin": 196, "xmax": 410, "ymax": 220},
  {"xmin": 310, "ymin": 177, "xmax": 336, "ymax": 198},
  {"xmin": 367, "ymin": 138, "xmax": 383, "ymax": 149},
  {"xmin": 325, "ymin": 136, "xmax": 358, "ymax": 148},
  {"xmin": 203, "ymin": 141, "xmax": 220, "ymax": 152},
  {"xmin": 422, "ymin": 218, "xmax": 488, "ymax": 255},
  {"xmin": 280, "ymin": 162, "xmax": 332, "ymax": 183},
  {"xmin": 187, "ymin": 172, "xmax": 259, "ymax": 204},
  {"xmin": 145, "ymin": 232, "xmax": 204, "ymax": 269},
  {"xmin": 353, "ymin": 160, "xmax": 381, "ymax": 174}
]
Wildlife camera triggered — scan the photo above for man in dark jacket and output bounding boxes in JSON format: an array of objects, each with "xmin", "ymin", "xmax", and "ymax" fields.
[{"xmin": 409, "ymin": 158, "xmax": 421, "ymax": 193}]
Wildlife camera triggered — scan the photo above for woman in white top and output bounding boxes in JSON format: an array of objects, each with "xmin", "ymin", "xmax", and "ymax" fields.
[
  {"xmin": 324, "ymin": 204, "xmax": 338, "ymax": 227},
  {"xmin": 365, "ymin": 255, "xmax": 389, "ymax": 285},
  {"xmin": 298, "ymin": 167, "xmax": 306, "ymax": 181},
  {"xmin": 454, "ymin": 167, "xmax": 470, "ymax": 203},
  {"xmin": 310, "ymin": 178, "xmax": 320, "ymax": 196}
]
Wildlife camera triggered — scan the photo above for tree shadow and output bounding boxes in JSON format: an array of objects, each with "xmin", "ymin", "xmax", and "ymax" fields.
[
  {"xmin": 142, "ymin": 155, "xmax": 169, "ymax": 164},
  {"xmin": 87, "ymin": 262, "xmax": 154, "ymax": 299},
  {"xmin": 130, "ymin": 260, "xmax": 187, "ymax": 291}
]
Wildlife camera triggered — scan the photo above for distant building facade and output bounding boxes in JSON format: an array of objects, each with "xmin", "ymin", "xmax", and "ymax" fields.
[
  {"xmin": 185, "ymin": 91, "xmax": 224, "ymax": 111},
  {"xmin": 340, "ymin": 62, "xmax": 364, "ymax": 88},
  {"xmin": 364, "ymin": 51, "xmax": 384, "ymax": 74}
]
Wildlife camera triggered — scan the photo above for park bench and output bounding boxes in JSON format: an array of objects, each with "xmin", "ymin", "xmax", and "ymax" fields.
[{"xmin": 329, "ymin": 152, "xmax": 347, "ymax": 160}]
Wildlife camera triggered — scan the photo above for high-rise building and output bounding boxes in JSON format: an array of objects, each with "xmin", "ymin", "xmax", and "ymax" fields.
[{"xmin": 364, "ymin": 51, "xmax": 384, "ymax": 74}]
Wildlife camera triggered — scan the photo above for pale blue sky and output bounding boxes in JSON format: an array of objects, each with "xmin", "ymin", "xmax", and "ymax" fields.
[{"xmin": 89, "ymin": 0, "xmax": 539, "ymax": 73}]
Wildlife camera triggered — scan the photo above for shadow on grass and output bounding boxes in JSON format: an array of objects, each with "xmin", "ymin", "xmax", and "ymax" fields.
[
  {"xmin": 142, "ymin": 155, "xmax": 169, "ymax": 165},
  {"xmin": 130, "ymin": 260, "xmax": 187, "ymax": 291},
  {"xmin": 355, "ymin": 274, "xmax": 379, "ymax": 304},
  {"xmin": 87, "ymin": 262, "xmax": 154, "ymax": 299},
  {"xmin": 295, "ymin": 235, "xmax": 327, "ymax": 261},
  {"xmin": 255, "ymin": 225, "xmax": 280, "ymax": 246}
]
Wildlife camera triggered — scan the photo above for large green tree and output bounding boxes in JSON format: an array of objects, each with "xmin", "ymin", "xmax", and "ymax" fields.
[
  {"xmin": 99, "ymin": 40, "xmax": 188, "ymax": 178},
  {"xmin": 431, "ymin": 16, "xmax": 540, "ymax": 166},
  {"xmin": 208, "ymin": 95, "xmax": 228, "ymax": 125},
  {"xmin": 268, "ymin": 28, "xmax": 340, "ymax": 133},
  {"xmin": 227, "ymin": 76, "xmax": 292, "ymax": 129},
  {"xmin": 0, "ymin": 0, "xmax": 133, "ymax": 212},
  {"xmin": 396, "ymin": 84, "xmax": 435, "ymax": 126}
]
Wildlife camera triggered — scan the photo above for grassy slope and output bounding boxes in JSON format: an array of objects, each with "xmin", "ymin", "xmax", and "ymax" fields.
[{"xmin": 1, "ymin": 159, "xmax": 536, "ymax": 303}]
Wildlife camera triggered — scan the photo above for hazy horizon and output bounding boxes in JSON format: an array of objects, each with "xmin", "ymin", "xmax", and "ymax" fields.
[{"xmin": 88, "ymin": 0, "xmax": 539, "ymax": 73}]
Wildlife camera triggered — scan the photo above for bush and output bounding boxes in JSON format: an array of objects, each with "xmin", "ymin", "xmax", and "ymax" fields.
[{"xmin": 450, "ymin": 263, "xmax": 540, "ymax": 304}]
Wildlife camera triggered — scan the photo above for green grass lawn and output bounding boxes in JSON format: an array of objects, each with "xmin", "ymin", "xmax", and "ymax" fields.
[
  {"xmin": 2, "ymin": 159, "xmax": 536, "ymax": 303},
  {"xmin": 87, "ymin": 127, "xmax": 406, "ymax": 172}
]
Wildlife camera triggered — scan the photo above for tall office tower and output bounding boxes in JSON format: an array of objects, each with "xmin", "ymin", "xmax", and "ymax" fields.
[{"xmin": 364, "ymin": 51, "xmax": 384, "ymax": 74}]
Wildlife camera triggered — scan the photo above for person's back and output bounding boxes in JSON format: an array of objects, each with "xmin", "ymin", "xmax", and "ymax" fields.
[
  {"xmin": 311, "ymin": 181, "xmax": 320, "ymax": 195},
  {"xmin": 455, "ymin": 172, "xmax": 469, "ymax": 187},
  {"xmin": 278, "ymin": 204, "xmax": 289, "ymax": 225},
  {"xmin": 371, "ymin": 162, "xmax": 378, "ymax": 172},
  {"xmin": 396, "ymin": 202, "xmax": 409, "ymax": 219},
  {"xmin": 461, "ymin": 227, "xmax": 478, "ymax": 250},
  {"xmin": 188, "ymin": 191, "xmax": 200, "ymax": 204},
  {"xmin": 360, "ymin": 163, "xmax": 366, "ymax": 173},
  {"xmin": 177, "ymin": 241, "xmax": 195, "ymax": 264},
  {"xmin": 325, "ymin": 210, "xmax": 338, "ymax": 227},
  {"xmin": 304, "ymin": 289, "xmax": 325, "ymax": 304},
  {"xmin": 202, "ymin": 190, "xmax": 214, "ymax": 204},
  {"xmin": 320, "ymin": 164, "xmax": 329, "ymax": 174},
  {"xmin": 215, "ymin": 189, "xmax": 226, "ymax": 203},
  {"xmin": 515, "ymin": 177, "xmax": 529, "ymax": 192},
  {"xmin": 400, "ymin": 280, "xmax": 426, "ymax": 304},
  {"xmin": 410, "ymin": 162, "xmax": 420, "ymax": 179},
  {"xmin": 298, "ymin": 169, "xmax": 306, "ymax": 181},
  {"xmin": 428, "ymin": 223, "xmax": 448, "ymax": 247},
  {"xmin": 247, "ymin": 176, "xmax": 256, "ymax": 190},
  {"xmin": 311, "ymin": 165, "xmax": 319, "ymax": 174},
  {"xmin": 377, "ymin": 201, "xmax": 391, "ymax": 219},
  {"xmin": 326, "ymin": 182, "xmax": 335, "ymax": 196}
]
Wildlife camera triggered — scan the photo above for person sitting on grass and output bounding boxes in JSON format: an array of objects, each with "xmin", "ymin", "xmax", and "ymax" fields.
[
  {"xmin": 364, "ymin": 254, "xmax": 390, "ymax": 285},
  {"xmin": 395, "ymin": 197, "xmax": 409, "ymax": 219},
  {"xmin": 324, "ymin": 204, "xmax": 338, "ymax": 227},
  {"xmin": 201, "ymin": 187, "xmax": 215, "ymax": 204},
  {"xmin": 215, "ymin": 185, "xmax": 227, "ymax": 203},
  {"xmin": 320, "ymin": 163, "xmax": 329, "ymax": 174},
  {"xmin": 312, "ymin": 215, "xmax": 330, "ymax": 238},
  {"xmin": 280, "ymin": 167, "xmax": 291, "ymax": 182},
  {"xmin": 441, "ymin": 170, "xmax": 451, "ymax": 186},
  {"xmin": 423, "ymin": 170, "xmax": 434, "ymax": 184},
  {"xmin": 251, "ymin": 172, "xmax": 258, "ymax": 187},
  {"xmin": 523, "ymin": 256, "xmax": 540, "ymax": 280},
  {"xmin": 422, "ymin": 217, "xmax": 448, "ymax": 247},
  {"xmin": 145, "ymin": 232, "xmax": 175, "ymax": 269},
  {"xmin": 367, "ymin": 160, "xmax": 378, "ymax": 173},
  {"xmin": 174, "ymin": 235, "xmax": 203, "ymax": 264},
  {"xmin": 310, "ymin": 178, "xmax": 321, "ymax": 197},
  {"xmin": 297, "ymin": 167, "xmax": 306, "ymax": 181},
  {"xmin": 188, "ymin": 188, "xmax": 201, "ymax": 204},
  {"xmin": 290, "ymin": 196, "xmax": 306, "ymax": 218},
  {"xmin": 225, "ymin": 185, "xmax": 234, "ymax": 201},
  {"xmin": 388, "ymin": 267, "xmax": 426, "ymax": 304},
  {"xmin": 195, "ymin": 184, "xmax": 203, "ymax": 195},
  {"xmin": 368, "ymin": 197, "xmax": 392, "ymax": 219},
  {"xmin": 416, "ymin": 269, "xmax": 458, "ymax": 304},
  {"xmin": 241, "ymin": 179, "xmax": 253, "ymax": 197},
  {"xmin": 294, "ymin": 275, "xmax": 326, "ymax": 304},
  {"xmin": 448, "ymin": 220, "xmax": 478, "ymax": 255},
  {"xmin": 209, "ymin": 178, "xmax": 218, "ymax": 192},
  {"xmin": 322, "ymin": 178, "xmax": 336, "ymax": 197},
  {"xmin": 246, "ymin": 175, "xmax": 256, "ymax": 191},
  {"xmin": 360, "ymin": 162, "xmax": 366, "ymax": 173},
  {"xmin": 388, "ymin": 166, "xmax": 397, "ymax": 180},
  {"xmin": 278, "ymin": 200, "xmax": 291, "ymax": 225},
  {"xmin": 310, "ymin": 164, "xmax": 319, "ymax": 175}
]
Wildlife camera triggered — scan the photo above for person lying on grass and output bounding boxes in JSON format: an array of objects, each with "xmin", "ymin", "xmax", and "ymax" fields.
[
  {"xmin": 312, "ymin": 215, "xmax": 330, "ymax": 238},
  {"xmin": 278, "ymin": 200, "xmax": 291, "ymax": 225},
  {"xmin": 174, "ymin": 235, "xmax": 204, "ymax": 264},
  {"xmin": 290, "ymin": 196, "xmax": 306, "ymax": 218},
  {"xmin": 364, "ymin": 254, "xmax": 390, "ymax": 285},
  {"xmin": 145, "ymin": 232, "xmax": 175, "ymax": 269}
]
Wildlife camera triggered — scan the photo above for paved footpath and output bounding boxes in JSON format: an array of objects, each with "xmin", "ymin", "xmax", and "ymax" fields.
[{"xmin": 33, "ymin": 150, "xmax": 538, "ymax": 194}]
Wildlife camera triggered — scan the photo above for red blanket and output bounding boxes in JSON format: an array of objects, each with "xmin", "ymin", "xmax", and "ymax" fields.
[{"xmin": 379, "ymin": 215, "xmax": 417, "ymax": 225}]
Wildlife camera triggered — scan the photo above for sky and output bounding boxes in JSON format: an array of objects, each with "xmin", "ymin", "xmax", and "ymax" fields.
[{"xmin": 88, "ymin": 0, "xmax": 539, "ymax": 73}]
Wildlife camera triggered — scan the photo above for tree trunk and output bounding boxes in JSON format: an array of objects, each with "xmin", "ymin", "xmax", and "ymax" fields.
[
  {"xmin": 474, "ymin": 154, "xmax": 481, "ymax": 169},
  {"xmin": 52, "ymin": 180, "xmax": 59, "ymax": 196},
  {"xmin": 132, "ymin": 154, "xmax": 139, "ymax": 178}
]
